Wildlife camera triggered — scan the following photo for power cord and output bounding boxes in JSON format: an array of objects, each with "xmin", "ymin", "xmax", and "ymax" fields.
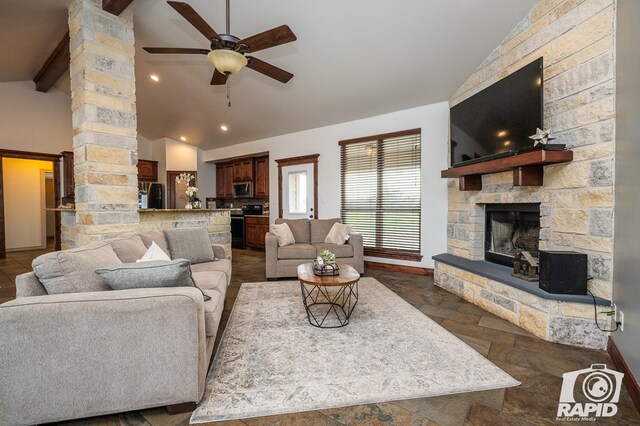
[{"xmin": 587, "ymin": 276, "xmax": 620, "ymax": 332}]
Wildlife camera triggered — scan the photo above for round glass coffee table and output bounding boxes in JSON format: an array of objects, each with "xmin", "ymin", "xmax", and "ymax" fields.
[{"xmin": 297, "ymin": 262, "xmax": 360, "ymax": 328}]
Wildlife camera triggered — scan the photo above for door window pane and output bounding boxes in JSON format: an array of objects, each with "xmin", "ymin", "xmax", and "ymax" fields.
[{"xmin": 288, "ymin": 171, "xmax": 307, "ymax": 214}]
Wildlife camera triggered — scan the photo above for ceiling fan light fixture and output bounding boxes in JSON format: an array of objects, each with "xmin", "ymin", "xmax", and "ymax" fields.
[{"xmin": 207, "ymin": 49, "xmax": 248, "ymax": 75}]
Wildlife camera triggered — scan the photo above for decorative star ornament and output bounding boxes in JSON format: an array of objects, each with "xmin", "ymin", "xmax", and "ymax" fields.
[{"xmin": 529, "ymin": 128, "xmax": 556, "ymax": 147}]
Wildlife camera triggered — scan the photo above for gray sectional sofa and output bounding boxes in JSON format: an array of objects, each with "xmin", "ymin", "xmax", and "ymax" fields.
[
  {"xmin": 0, "ymin": 228, "xmax": 231, "ymax": 426},
  {"xmin": 265, "ymin": 218, "xmax": 364, "ymax": 279}
]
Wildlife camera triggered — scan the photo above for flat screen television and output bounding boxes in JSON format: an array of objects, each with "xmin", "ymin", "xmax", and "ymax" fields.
[{"xmin": 450, "ymin": 57, "xmax": 543, "ymax": 167}]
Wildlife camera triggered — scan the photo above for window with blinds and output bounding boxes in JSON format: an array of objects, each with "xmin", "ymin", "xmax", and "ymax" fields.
[{"xmin": 339, "ymin": 128, "xmax": 422, "ymax": 261}]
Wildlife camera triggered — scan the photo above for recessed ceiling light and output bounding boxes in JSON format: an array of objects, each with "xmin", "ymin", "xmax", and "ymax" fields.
[
  {"xmin": 497, "ymin": 130, "xmax": 507, "ymax": 137},
  {"xmin": 503, "ymin": 140, "xmax": 511, "ymax": 146},
  {"xmin": 180, "ymin": 136, "xmax": 187, "ymax": 141},
  {"xmin": 150, "ymin": 74, "xmax": 160, "ymax": 82},
  {"xmin": 220, "ymin": 125, "xmax": 228, "ymax": 132}
]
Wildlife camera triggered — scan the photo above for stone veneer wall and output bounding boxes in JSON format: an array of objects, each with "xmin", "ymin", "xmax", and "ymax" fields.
[
  {"xmin": 67, "ymin": 0, "xmax": 140, "ymax": 246},
  {"xmin": 435, "ymin": 0, "xmax": 616, "ymax": 349},
  {"xmin": 62, "ymin": 209, "xmax": 232, "ymax": 256},
  {"xmin": 138, "ymin": 210, "xmax": 232, "ymax": 258}
]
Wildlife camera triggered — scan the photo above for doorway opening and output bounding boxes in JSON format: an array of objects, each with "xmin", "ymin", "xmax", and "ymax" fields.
[
  {"xmin": 0, "ymin": 150, "xmax": 61, "ymax": 258},
  {"xmin": 275, "ymin": 154, "xmax": 319, "ymax": 219}
]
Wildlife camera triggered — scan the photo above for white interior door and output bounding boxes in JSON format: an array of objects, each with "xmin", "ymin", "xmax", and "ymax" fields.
[{"xmin": 282, "ymin": 163, "xmax": 314, "ymax": 219}]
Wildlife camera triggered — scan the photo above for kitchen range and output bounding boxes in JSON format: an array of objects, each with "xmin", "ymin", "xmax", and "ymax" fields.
[{"xmin": 230, "ymin": 204, "xmax": 264, "ymax": 249}]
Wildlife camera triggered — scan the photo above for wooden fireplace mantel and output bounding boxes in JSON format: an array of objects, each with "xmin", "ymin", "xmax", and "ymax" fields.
[{"xmin": 441, "ymin": 149, "xmax": 573, "ymax": 191}]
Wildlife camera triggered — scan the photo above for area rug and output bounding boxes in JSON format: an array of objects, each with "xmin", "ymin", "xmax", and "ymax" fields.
[{"xmin": 190, "ymin": 278, "xmax": 519, "ymax": 423}]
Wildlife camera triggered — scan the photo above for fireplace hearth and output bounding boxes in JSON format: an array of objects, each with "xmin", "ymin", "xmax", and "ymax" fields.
[{"xmin": 485, "ymin": 203, "xmax": 540, "ymax": 267}]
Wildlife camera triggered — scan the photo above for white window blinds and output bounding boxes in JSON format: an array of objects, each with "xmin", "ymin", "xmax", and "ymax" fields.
[{"xmin": 340, "ymin": 129, "xmax": 422, "ymax": 260}]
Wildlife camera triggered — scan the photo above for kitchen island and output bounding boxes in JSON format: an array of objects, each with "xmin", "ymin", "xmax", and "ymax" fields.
[{"xmin": 138, "ymin": 209, "xmax": 232, "ymax": 257}]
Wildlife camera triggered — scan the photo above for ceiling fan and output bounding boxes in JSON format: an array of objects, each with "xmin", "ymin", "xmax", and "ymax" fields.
[{"xmin": 143, "ymin": 1, "xmax": 297, "ymax": 86}]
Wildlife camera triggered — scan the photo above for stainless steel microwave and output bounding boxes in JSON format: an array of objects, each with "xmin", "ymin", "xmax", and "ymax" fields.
[{"xmin": 232, "ymin": 182, "xmax": 252, "ymax": 198}]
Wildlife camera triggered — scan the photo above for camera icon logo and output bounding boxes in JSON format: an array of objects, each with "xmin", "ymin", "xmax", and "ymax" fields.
[{"xmin": 557, "ymin": 364, "xmax": 624, "ymax": 419}]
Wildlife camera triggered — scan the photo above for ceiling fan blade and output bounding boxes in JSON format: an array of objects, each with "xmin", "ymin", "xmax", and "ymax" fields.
[
  {"xmin": 143, "ymin": 47, "xmax": 209, "ymax": 54},
  {"xmin": 210, "ymin": 69, "xmax": 228, "ymax": 85},
  {"xmin": 246, "ymin": 56, "xmax": 293, "ymax": 83},
  {"xmin": 239, "ymin": 25, "xmax": 297, "ymax": 53},
  {"xmin": 167, "ymin": 1, "xmax": 222, "ymax": 42}
]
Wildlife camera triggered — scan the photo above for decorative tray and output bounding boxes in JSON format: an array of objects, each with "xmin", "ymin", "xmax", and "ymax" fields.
[{"xmin": 312, "ymin": 260, "xmax": 340, "ymax": 276}]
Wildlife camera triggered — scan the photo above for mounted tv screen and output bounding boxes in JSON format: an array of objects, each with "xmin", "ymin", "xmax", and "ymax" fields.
[{"xmin": 450, "ymin": 57, "xmax": 543, "ymax": 167}]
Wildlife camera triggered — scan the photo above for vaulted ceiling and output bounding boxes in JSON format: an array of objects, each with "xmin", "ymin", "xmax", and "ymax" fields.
[{"xmin": 0, "ymin": 0, "xmax": 537, "ymax": 150}]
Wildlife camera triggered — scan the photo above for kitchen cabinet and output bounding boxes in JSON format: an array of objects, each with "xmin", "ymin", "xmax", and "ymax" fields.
[
  {"xmin": 216, "ymin": 164, "xmax": 225, "ymax": 197},
  {"xmin": 245, "ymin": 215, "xmax": 270, "ymax": 249},
  {"xmin": 137, "ymin": 159, "xmax": 158, "ymax": 182},
  {"xmin": 215, "ymin": 155, "xmax": 269, "ymax": 199},
  {"xmin": 216, "ymin": 162, "xmax": 234, "ymax": 198},
  {"xmin": 254, "ymin": 156, "xmax": 269, "ymax": 197},
  {"xmin": 224, "ymin": 164, "xmax": 234, "ymax": 197},
  {"xmin": 232, "ymin": 158, "xmax": 254, "ymax": 182}
]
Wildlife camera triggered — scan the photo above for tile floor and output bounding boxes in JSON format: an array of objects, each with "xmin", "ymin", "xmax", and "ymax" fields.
[{"xmin": 2, "ymin": 247, "xmax": 639, "ymax": 425}]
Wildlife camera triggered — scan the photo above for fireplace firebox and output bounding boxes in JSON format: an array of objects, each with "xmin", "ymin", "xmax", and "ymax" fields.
[{"xmin": 485, "ymin": 203, "xmax": 540, "ymax": 267}]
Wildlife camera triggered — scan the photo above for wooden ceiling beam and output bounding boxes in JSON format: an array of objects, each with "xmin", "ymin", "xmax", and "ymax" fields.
[
  {"xmin": 102, "ymin": 0, "xmax": 135, "ymax": 16},
  {"xmin": 33, "ymin": 0, "xmax": 134, "ymax": 92},
  {"xmin": 33, "ymin": 31, "xmax": 70, "ymax": 93}
]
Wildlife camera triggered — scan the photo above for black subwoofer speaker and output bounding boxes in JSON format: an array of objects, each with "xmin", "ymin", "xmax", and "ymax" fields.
[{"xmin": 539, "ymin": 251, "xmax": 588, "ymax": 295}]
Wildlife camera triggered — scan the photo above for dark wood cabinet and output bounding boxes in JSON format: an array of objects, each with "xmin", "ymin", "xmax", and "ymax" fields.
[
  {"xmin": 232, "ymin": 162, "xmax": 242, "ymax": 182},
  {"xmin": 245, "ymin": 215, "xmax": 270, "ymax": 249},
  {"xmin": 254, "ymin": 156, "xmax": 269, "ymax": 197},
  {"xmin": 224, "ymin": 164, "xmax": 234, "ymax": 197},
  {"xmin": 232, "ymin": 159, "xmax": 254, "ymax": 182},
  {"xmin": 61, "ymin": 151, "xmax": 74, "ymax": 197},
  {"xmin": 215, "ymin": 155, "xmax": 269, "ymax": 199},
  {"xmin": 137, "ymin": 159, "xmax": 158, "ymax": 182},
  {"xmin": 216, "ymin": 164, "xmax": 225, "ymax": 197},
  {"xmin": 241, "ymin": 159, "xmax": 253, "ymax": 182},
  {"xmin": 216, "ymin": 162, "xmax": 234, "ymax": 198}
]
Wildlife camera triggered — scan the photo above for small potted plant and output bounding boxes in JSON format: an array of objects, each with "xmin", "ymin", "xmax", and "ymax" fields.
[
  {"xmin": 314, "ymin": 250, "xmax": 339, "ymax": 276},
  {"xmin": 175, "ymin": 172, "xmax": 197, "ymax": 209},
  {"xmin": 319, "ymin": 249, "xmax": 336, "ymax": 264}
]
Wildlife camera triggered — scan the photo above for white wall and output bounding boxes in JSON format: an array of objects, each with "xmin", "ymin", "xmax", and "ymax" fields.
[
  {"xmin": 3, "ymin": 158, "xmax": 54, "ymax": 250},
  {"xmin": 0, "ymin": 81, "xmax": 72, "ymax": 154},
  {"xmin": 137, "ymin": 134, "xmax": 153, "ymax": 160},
  {"xmin": 204, "ymin": 102, "xmax": 449, "ymax": 268},
  {"xmin": 197, "ymin": 149, "xmax": 216, "ymax": 201},
  {"xmin": 166, "ymin": 138, "xmax": 198, "ymax": 171}
]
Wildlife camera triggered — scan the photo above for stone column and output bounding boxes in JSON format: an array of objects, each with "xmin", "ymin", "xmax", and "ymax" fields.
[{"xmin": 67, "ymin": 0, "xmax": 139, "ymax": 246}]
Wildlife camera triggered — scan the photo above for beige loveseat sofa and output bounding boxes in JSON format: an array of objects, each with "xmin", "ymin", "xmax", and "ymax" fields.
[
  {"xmin": 265, "ymin": 218, "xmax": 364, "ymax": 279},
  {"xmin": 0, "ymin": 228, "xmax": 231, "ymax": 426}
]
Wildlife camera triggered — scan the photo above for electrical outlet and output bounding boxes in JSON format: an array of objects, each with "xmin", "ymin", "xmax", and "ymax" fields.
[{"xmin": 620, "ymin": 311, "xmax": 624, "ymax": 332}]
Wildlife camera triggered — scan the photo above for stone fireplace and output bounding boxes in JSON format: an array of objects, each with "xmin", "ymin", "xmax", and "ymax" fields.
[{"xmin": 434, "ymin": 0, "xmax": 616, "ymax": 350}]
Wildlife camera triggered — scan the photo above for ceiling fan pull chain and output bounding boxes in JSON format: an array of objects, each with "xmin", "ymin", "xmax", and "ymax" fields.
[{"xmin": 227, "ymin": 79, "xmax": 232, "ymax": 107}]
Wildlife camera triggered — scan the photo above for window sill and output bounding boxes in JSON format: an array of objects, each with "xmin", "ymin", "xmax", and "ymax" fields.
[{"xmin": 364, "ymin": 248, "xmax": 423, "ymax": 262}]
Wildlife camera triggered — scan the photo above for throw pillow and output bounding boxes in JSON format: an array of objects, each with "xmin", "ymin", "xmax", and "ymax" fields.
[
  {"xmin": 325, "ymin": 223, "xmax": 353, "ymax": 245},
  {"xmin": 164, "ymin": 228, "xmax": 215, "ymax": 264},
  {"xmin": 107, "ymin": 235, "xmax": 149, "ymax": 263},
  {"xmin": 137, "ymin": 241, "xmax": 171, "ymax": 262},
  {"xmin": 270, "ymin": 223, "xmax": 295, "ymax": 246},
  {"xmin": 95, "ymin": 259, "xmax": 211, "ymax": 301},
  {"xmin": 32, "ymin": 241, "xmax": 123, "ymax": 294},
  {"xmin": 138, "ymin": 230, "xmax": 171, "ymax": 257}
]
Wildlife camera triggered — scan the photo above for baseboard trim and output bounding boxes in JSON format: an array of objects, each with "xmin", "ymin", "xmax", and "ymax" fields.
[
  {"xmin": 607, "ymin": 337, "xmax": 640, "ymax": 414},
  {"xmin": 365, "ymin": 261, "xmax": 434, "ymax": 276}
]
